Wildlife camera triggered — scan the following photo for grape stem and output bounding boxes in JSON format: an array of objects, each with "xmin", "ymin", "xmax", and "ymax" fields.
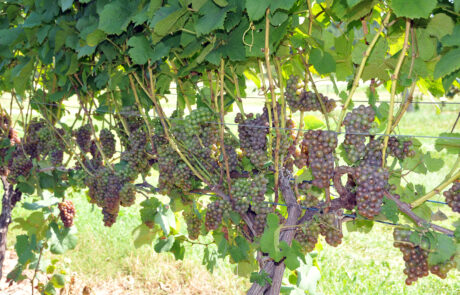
[
  {"xmin": 382, "ymin": 19, "xmax": 411, "ymax": 166},
  {"xmin": 336, "ymin": 13, "xmax": 391, "ymax": 133},
  {"xmin": 265, "ymin": 9, "xmax": 281, "ymax": 208},
  {"xmin": 411, "ymin": 170, "xmax": 460, "ymax": 208}
]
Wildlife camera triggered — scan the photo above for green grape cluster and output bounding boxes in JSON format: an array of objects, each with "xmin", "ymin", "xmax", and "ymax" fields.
[
  {"xmin": 231, "ymin": 178, "xmax": 251, "ymax": 214},
  {"xmin": 115, "ymin": 107, "xmax": 144, "ymax": 146},
  {"xmin": 250, "ymin": 174, "xmax": 270, "ymax": 235},
  {"xmin": 58, "ymin": 200, "xmax": 76, "ymax": 227},
  {"xmin": 361, "ymin": 138, "xmax": 382, "ymax": 167},
  {"xmin": 393, "ymin": 229, "xmax": 429, "ymax": 285},
  {"xmin": 295, "ymin": 220, "xmax": 320, "ymax": 252},
  {"xmin": 7, "ymin": 149, "xmax": 33, "ymax": 184},
  {"xmin": 353, "ymin": 165, "xmax": 389, "ymax": 219},
  {"xmin": 187, "ymin": 108, "xmax": 215, "ymax": 132},
  {"xmin": 100, "ymin": 128, "xmax": 116, "ymax": 159},
  {"xmin": 205, "ymin": 199, "xmax": 231, "ymax": 231},
  {"xmin": 387, "ymin": 137, "xmax": 415, "ymax": 159},
  {"xmin": 444, "ymin": 182, "xmax": 460, "ymax": 213},
  {"xmin": 85, "ymin": 166, "xmax": 137, "ymax": 226},
  {"xmin": 121, "ymin": 129, "xmax": 150, "ymax": 175},
  {"xmin": 343, "ymin": 105, "xmax": 375, "ymax": 163},
  {"xmin": 183, "ymin": 210, "xmax": 202, "ymax": 240},
  {"xmin": 74, "ymin": 124, "xmax": 92, "ymax": 153},
  {"xmin": 284, "ymin": 76, "xmax": 336, "ymax": 113},
  {"xmin": 302, "ymin": 130, "xmax": 338, "ymax": 188},
  {"xmin": 319, "ymin": 213, "xmax": 343, "ymax": 247},
  {"xmin": 235, "ymin": 109, "xmax": 269, "ymax": 168},
  {"xmin": 297, "ymin": 182, "xmax": 320, "ymax": 207}
]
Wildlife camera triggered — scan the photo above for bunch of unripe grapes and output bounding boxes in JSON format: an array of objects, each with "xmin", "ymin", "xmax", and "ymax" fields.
[
  {"xmin": 58, "ymin": 200, "xmax": 76, "ymax": 227},
  {"xmin": 235, "ymin": 109, "xmax": 269, "ymax": 168},
  {"xmin": 343, "ymin": 105, "xmax": 375, "ymax": 163},
  {"xmin": 183, "ymin": 210, "xmax": 202, "ymax": 240},
  {"xmin": 187, "ymin": 108, "xmax": 215, "ymax": 132},
  {"xmin": 205, "ymin": 199, "xmax": 232, "ymax": 231},
  {"xmin": 284, "ymin": 76, "xmax": 336, "ymax": 113},
  {"xmin": 443, "ymin": 182, "xmax": 459, "ymax": 213},
  {"xmin": 393, "ymin": 229, "xmax": 429, "ymax": 285},
  {"xmin": 99, "ymin": 128, "xmax": 116, "ymax": 159},
  {"xmin": 85, "ymin": 166, "xmax": 136, "ymax": 226},
  {"xmin": 295, "ymin": 220, "xmax": 320, "ymax": 252},
  {"xmin": 297, "ymin": 182, "xmax": 320, "ymax": 208},
  {"xmin": 7, "ymin": 149, "xmax": 33, "ymax": 184},
  {"xmin": 387, "ymin": 137, "xmax": 415, "ymax": 159},
  {"xmin": 302, "ymin": 130, "xmax": 338, "ymax": 188},
  {"xmin": 249, "ymin": 174, "xmax": 270, "ymax": 235},
  {"xmin": 319, "ymin": 213, "xmax": 343, "ymax": 247},
  {"xmin": 74, "ymin": 124, "xmax": 92, "ymax": 153},
  {"xmin": 353, "ymin": 165, "xmax": 389, "ymax": 219},
  {"xmin": 361, "ymin": 138, "xmax": 382, "ymax": 167},
  {"xmin": 121, "ymin": 129, "xmax": 150, "ymax": 175},
  {"xmin": 231, "ymin": 179, "xmax": 251, "ymax": 214}
]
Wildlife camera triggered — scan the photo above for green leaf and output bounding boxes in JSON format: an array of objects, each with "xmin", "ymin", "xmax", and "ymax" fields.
[
  {"xmin": 346, "ymin": 219, "xmax": 374, "ymax": 233},
  {"xmin": 270, "ymin": 0, "xmax": 296, "ymax": 13},
  {"xmin": 423, "ymin": 152, "xmax": 444, "ymax": 172},
  {"xmin": 441, "ymin": 25, "xmax": 460, "ymax": 47},
  {"xmin": 195, "ymin": 1, "xmax": 232, "ymax": 36},
  {"xmin": 50, "ymin": 274, "xmax": 65, "ymax": 288},
  {"xmin": 86, "ymin": 29, "xmax": 107, "ymax": 47},
  {"xmin": 154, "ymin": 236, "xmax": 175, "ymax": 253},
  {"xmin": 279, "ymin": 240, "xmax": 304, "ymax": 270},
  {"xmin": 303, "ymin": 115, "xmax": 325, "ymax": 130},
  {"xmin": 23, "ymin": 197, "xmax": 60, "ymax": 210},
  {"xmin": 59, "ymin": 0, "xmax": 73, "ymax": 12},
  {"xmin": 309, "ymin": 48, "xmax": 336, "ymax": 75},
  {"xmin": 390, "ymin": 0, "xmax": 436, "ymax": 19},
  {"xmin": 213, "ymin": 0, "xmax": 228, "ymax": 7},
  {"xmin": 127, "ymin": 35, "xmax": 155, "ymax": 64},
  {"xmin": 170, "ymin": 239, "xmax": 185, "ymax": 260},
  {"xmin": 229, "ymin": 236, "xmax": 250, "ymax": 262},
  {"xmin": 380, "ymin": 197, "xmax": 399, "ymax": 223},
  {"xmin": 426, "ymin": 14, "xmax": 455, "ymax": 39},
  {"xmin": 132, "ymin": 224, "xmax": 156, "ymax": 248},
  {"xmin": 98, "ymin": 0, "xmax": 133, "ymax": 35},
  {"xmin": 434, "ymin": 132, "xmax": 460, "ymax": 154},
  {"xmin": 260, "ymin": 213, "xmax": 283, "ymax": 262},
  {"xmin": 203, "ymin": 247, "xmax": 218, "ymax": 273},
  {"xmin": 296, "ymin": 256, "xmax": 321, "ymax": 293},
  {"xmin": 434, "ymin": 48, "xmax": 460, "ymax": 79},
  {"xmin": 15, "ymin": 235, "xmax": 37, "ymax": 265},
  {"xmin": 154, "ymin": 205, "xmax": 176, "ymax": 235},
  {"xmin": 250, "ymin": 270, "xmax": 272, "ymax": 286},
  {"xmin": 47, "ymin": 222, "xmax": 78, "ymax": 254},
  {"xmin": 152, "ymin": 7, "xmax": 187, "ymax": 36},
  {"xmin": 456, "ymin": 0, "xmax": 460, "ymax": 13},
  {"xmin": 402, "ymin": 151, "xmax": 427, "ymax": 174},
  {"xmin": 17, "ymin": 181, "xmax": 35, "ymax": 195},
  {"xmin": 245, "ymin": 0, "xmax": 269, "ymax": 21},
  {"xmin": 428, "ymin": 233, "xmax": 456, "ymax": 265},
  {"xmin": 416, "ymin": 29, "xmax": 436, "ymax": 61}
]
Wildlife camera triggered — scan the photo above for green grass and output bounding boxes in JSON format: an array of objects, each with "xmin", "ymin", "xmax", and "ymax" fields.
[{"xmin": 1, "ymin": 88, "xmax": 460, "ymax": 294}]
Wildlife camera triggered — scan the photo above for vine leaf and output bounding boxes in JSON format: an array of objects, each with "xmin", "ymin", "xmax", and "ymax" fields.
[
  {"xmin": 380, "ymin": 197, "xmax": 399, "ymax": 223},
  {"xmin": 59, "ymin": 0, "xmax": 73, "ymax": 12},
  {"xmin": 229, "ymin": 236, "xmax": 250, "ymax": 262},
  {"xmin": 423, "ymin": 152, "xmax": 444, "ymax": 172},
  {"xmin": 15, "ymin": 235, "xmax": 37, "ymax": 265},
  {"xmin": 434, "ymin": 48, "xmax": 460, "ymax": 79},
  {"xmin": 47, "ymin": 222, "xmax": 78, "ymax": 255},
  {"xmin": 442, "ymin": 25, "xmax": 460, "ymax": 47},
  {"xmin": 390, "ymin": 0, "xmax": 436, "ymax": 19},
  {"xmin": 250, "ymin": 270, "xmax": 272, "ymax": 286},
  {"xmin": 279, "ymin": 240, "xmax": 305, "ymax": 270},
  {"xmin": 154, "ymin": 205, "xmax": 176, "ymax": 235},
  {"xmin": 196, "ymin": 1, "xmax": 234, "ymax": 36},
  {"xmin": 98, "ymin": 0, "xmax": 133, "ymax": 35},
  {"xmin": 296, "ymin": 255, "xmax": 321, "ymax": 294},
  {"xmin": 127, "ymin": 35, "xmax": 155, "ymax": 64},
  {"xmin": 434, "ymin": 132, "xmax": 460, "ymax": 154},
  {"xmin": 428, "ymin": 233, "xmax": 456, "ymax": 265},
  {"xmin": 309, "ymin": 48, "xmax": 336, "ymax": 75},
  {"xmin": 426, "ymin": 14, "xmax": 455, "ymax": 40},
  {"xmin": 203, "ymin": 247, "xmax": 218, "ymax": 273},
  {"xmin": 456, "ymin": 0, "xmax": 460, "ymax": 12},
  {"xmin": 260, "ymin": 213, "xmax": 283, "ymax": 262},
  {"xmin": 132, "ymin": 224, "xmax": 157, "ymax": 248},
  {"xmin": 154, "ymin": 236, "xmax": 175, "ymax": 253}
]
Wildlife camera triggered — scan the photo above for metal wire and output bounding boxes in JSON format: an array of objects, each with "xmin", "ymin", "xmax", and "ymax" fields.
[{"xmin": 24, "ymin": 100, "xmax": 460, "ymax": 140}]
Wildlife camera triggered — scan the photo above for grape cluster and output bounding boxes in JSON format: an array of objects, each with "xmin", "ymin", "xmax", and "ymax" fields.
[
  {"xmin": 353, "ymin": 166, "xmax": 389, "ymax": 219},
  {"xmin": 343, "ymin": 105, "xmax": 375, "ymax": 163},
  {"xmin": 115, "ymin": 107, "xmax": 144, "ymax": 146},
  {"xmin": 23, "ymin": 119, "xmax": 45, "ymax": 158},
  {"xmin": 7, "ymin": 149, "xmax": 33, "ymax": 184},
  {"xmin": 235, "ymin": 109, "xmax": 269, "ymax": 168},
  {"xmin": 58, "ymin": 200, "xmax": 76, "ymax": 227},
  {"xmin": 295, "ymin": 220, "xmax": 320, "ymax": 252},
  {"xmin": 231, "ymin": 179, "xmax": 251, "ymax": 214},
  {"xmin": 50, "ymin": 149, "xmax": 64, "ymax": 166},
  {"xmin": 250, "ymin": 174, "xmax": 271, "ymax": 235},
  {"xmin": 121, "ymin": 129, "xmax": 150, "ymax": 175},
  {"xmin": 205, "ymin": 199, "xmax": 231, "ymax": 230},
  {"xmin": 74, "ymin": 124, "xmax": 92, "ymax": 153},
  {"xmin": 430, "ymin": 259, "xmax": 457, "ymax": 279},
  {"xmin": 387, "ymin": 137, "xmax": 415, "ymax": 159},
  {"xmin": 284, "ymin": 76, "xmax": 336, "ymax": 113},
  {"xmin": 319, "ymin": 213, "xmax": 343, "ymax": 247},
  {"xmin": 99, "ymin": 128, "xmax": 116, "ymax": 159},
  {"xmin": 85, "ymin": 166, "xmax": 136, "ymax": 226},
  {"xmin": 183, "ymin": 211, "xmax": 202, "ymax": 240},
  {"xmin": 297, "ymin": 182, "xmax": 320, "ymax": 207},
  {"xmin": 393, "ymin": 229, "xmax": 429, "ymax": 285},
  {"xmin": 361, "ymin": 138, "xmax": 382, "ymax": 167},
  {"xmin": 187, "ymin": 108, "xmax": 215, "ymax": 132},
  {"xmin": 443, "ymin": 182, "xmax": 460, "ymax": 213},
  {"xmin": 302, "ymin": 130, "xmax": 338, "ymax": 188}
]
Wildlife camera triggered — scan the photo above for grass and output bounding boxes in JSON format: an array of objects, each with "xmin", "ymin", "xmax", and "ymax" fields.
[{"xmin": 1, "ymin": 87, "xmax": 460, "ymax": 294}]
